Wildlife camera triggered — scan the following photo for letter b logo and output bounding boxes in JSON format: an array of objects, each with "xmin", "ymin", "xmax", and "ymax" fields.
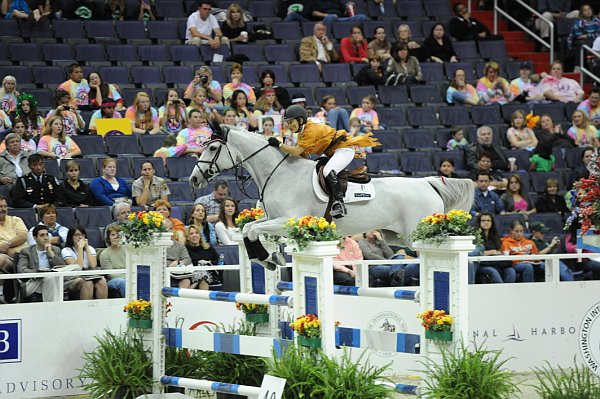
[{"xmin": 0, "ymin": 320, "xmax": 21, "ymax": 363}]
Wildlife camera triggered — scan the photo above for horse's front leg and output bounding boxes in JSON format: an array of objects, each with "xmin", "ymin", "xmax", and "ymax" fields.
[{"xmin": 244, "ymin": 217, "xmax": 288, "ymax": 270}]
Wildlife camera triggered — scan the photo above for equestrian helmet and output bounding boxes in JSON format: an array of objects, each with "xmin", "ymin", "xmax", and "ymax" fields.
[{"xmin": 284, "ymin": 105, "xmax": 307, "ymax": 126}]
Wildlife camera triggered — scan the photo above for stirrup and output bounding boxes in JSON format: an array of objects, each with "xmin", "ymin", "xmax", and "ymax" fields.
[{"xmin": 330, "ymin": 201, "xmax": 347, "ymax": 218}]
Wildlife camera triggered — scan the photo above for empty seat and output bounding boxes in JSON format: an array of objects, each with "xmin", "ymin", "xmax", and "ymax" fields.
[
  {"xmin": 530, "ymin": 172, "xmax": 563, "ymax": 193},
  {"xmin": 346, "ymin": 86, "xmax": 376, "ymax": 107},
  {"xmin": 478, "ymin": 40, "xmax": 508, "ymax": 60},
  {"xmin": 74, "ymin": 44, "xmax": 106, "ymax": 63},
  {"xmin": 106, "ymin": 44, "xmax": 138, "ymax": 63},
  {"xmin": 163, "ymin": 66, "xmax": 193, "ymax": 85},
  {"xmin": 470, "ymin": 105, "xmax": 503, "ymax": 125},
  {"xmin": 52, "ymin": 20, "xmax": 86, "ymax": 41},
  {"xmin": 264, "ymin": 44, "xmax": 296, "ymax": 63},
  {"xmin": 564, "ymin": 147, "xmax": 585, "ymax": 168},
  {"xmin": 230, "ymin": 43, "xmax": 264, "ymax": 62},
  {"xmin": 406, "ymin": 106, "xmax": 439, "ymax": 126},
  {"xmin": 367, "ymin": 0, "xmax": 397, "ymax": 18},
  {"xmin": 0, "ymin": 20, "xmax": 20, "ymax": 38},
  {"xmin": 75, "ymin": 206, "xmax": 113, "ymax": 228},
  {"xmin": 373, "ymin": 130, "xmax": 403, "ymax": 151},
  {"xmin": 366, "ymin": 153, "xmax": 399, "ymax": 173},
  {"xmin": 410, "ymin": 84, "xmax": 443, "ymax": 104},
  {"xmin": 396, "ymin": 1, "xmax": 425, "ymax": 18},
  {"xmin": 166, "ymin": 181, "xmax": 194, "ymax": 202},
  {"xmin": 115, "ymin": 21, "xmax": 148, "ymax": 40},
  {"xmin": 139, "ymin": 134, "xmax": 169, "ymax": 156},
  {"xmin": 453, "ymin": 41, "xmax": 480, "ymax": 61},
  {"xmin": 41, "ymin": 43, "xmax": 75, "ymax": 63},
  {"xmin": 166, "ymin": 157, "xmax": 197, "ymax": 180},
  {"xmin": 44, "ymin": 159, "xmax": 61, "ymax": 179},
  {"xmin": 399, "ymin": 152, "xmax": 434, "ymax": 173},
  {"xmin": 131, "ymin": 66, "xmax": 163, "ymax": 85},
  {"xmin": 200, "ymin": 45, "xmax": 231, "ymax": 62},
  {"xmin": 55, "ymin": 207, "xmax": 76, "ymax": 229},
  {"xmin": 424, "ymin": 0, "xmax": 452, "ymax": 18},
  {"xmin": 138, "ymin": 44, "xmax": 171, "ymax": 63},
  {"xmin": 402, "ymin": 128, "xmax": 437, "ymax": 150},
  {"xmin": 532, "ymin": 102, "xmax": 566, "ymax": 123},
  {"xmin": 72, "ymin": 135, "xmax": 105, "ymax": 156},
  {"xmin": 271, "ymin": 21, "xmax": 302, "ymax": 41},
  {"xmin": 378, "ymin": 85, "xmax": 410, "ymax": 105},
  {"xmin": 155, "ymin": 0, "xmax": 186, "ymax": 18},
  {"xmin": 332, "ymin": 21, "xmax": 358, "ymax": 39},
  {"xmin": 290, "ymin": 64, "xmax": 321, "ymax": 84},
  {"xmin": 97, "ymin": 66, "xmax": 130, "ymax": 85},
  {"xmin": 321, "ymin": 64, "xmax": 352, "ymax": 84},
  {"xmin": 438, "ymin": 106, "xmax": 472, "ymax": 126},
  {"xmin": 105, "ymin": 135, "xmax": 141, "ymax": 156},
  {"xmin": 9, "ymin": 43, "xmax": 42, "ymax": 63},
  {"xmin": 8, "ymin": 208, "xmax": 37, "ymax": 229},
  {"xmin": 377, "ymin": 107, "xmax": 408, "ymax": 127},
  {"xmin": 84, "ymin": 20, "xmax": 118, "ymax": 39},
  {"xmin": 25, "ymin": 89, "xmax": 53, "ymax": 108},
  {"xmin": 247, "ymin": 0, "xmax": 276, "ymax": 18},
  {"xmin": 504, "ymin": 149, "xmax": 532, "ymax": 171},
  {"xmin": 170, "ymin": 45, "xmax": 202, "ymax": 64},
  {"xmin": 146, "ymin": 21, "xmax": 179, "ymax": 41},
  {"xmin": 85, "ymin": 227, "xmax": 105, "ymax": 249}
]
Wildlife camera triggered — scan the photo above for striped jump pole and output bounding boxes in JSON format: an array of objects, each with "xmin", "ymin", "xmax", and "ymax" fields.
[
  {"xmin": 376, "ymin": 381, "xmax": 420, "ymax": 396},
  {"xmin": 162, "ymin": 287, "xmax": 293, "ymax": 307},
  {"xmin": 276, "ymin": 281, "xmax": 420, "ymax": 302},
  {"xmin": 161, "ymin": 375, "xmax": 262, "ymax": 398}
]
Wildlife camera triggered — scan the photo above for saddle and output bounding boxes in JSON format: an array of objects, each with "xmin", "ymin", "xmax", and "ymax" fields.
[{"xmin": 315, "ymin": 157, "xmax": 371, "ymax": 196}]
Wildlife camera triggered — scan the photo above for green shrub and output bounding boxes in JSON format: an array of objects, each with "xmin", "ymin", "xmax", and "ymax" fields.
[{"xmin": 533, "ymin": 357, "xmax": 600, "ymax": 399}]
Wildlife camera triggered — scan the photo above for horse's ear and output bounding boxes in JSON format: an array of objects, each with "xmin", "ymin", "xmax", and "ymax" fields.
[{"xmin": 209, "ymin": 122, "xmax": 229, "ymax": 141}]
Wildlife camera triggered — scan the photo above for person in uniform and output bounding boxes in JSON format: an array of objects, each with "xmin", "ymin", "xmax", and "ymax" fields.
[
  {"xmin": 10, "ymin": 153, "xmax": 64, "ymax": 208},
  {"xmin": 131, "ymin": 161, "xmax": 170, "ymax": 208},
  {"xmin": 267, "ymin": 105, "xmax": 379, "ymax": 218}
]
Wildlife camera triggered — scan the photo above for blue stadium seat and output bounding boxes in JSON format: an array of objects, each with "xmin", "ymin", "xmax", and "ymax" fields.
[
  {"xmin": 264, "ymin": 44, "xmax": 297, "ymax": 63},
  {"xmin": 445, "ymin": 62, "xmax": 475, "ymax": 80},
  {"xmin": 453, "ymin": 41, "xmax": 480, "ymax": 61},
  {"xmin": 155, "ymin": 0, "xmax": 186, "ymax": 19},
  {"xmin": 289, "ymin": 64, "xmax": 321, "ymax": 84},
  {"xmin": 25, "ymin": 88, "xmax": 53, "ymax": 108},
  {"xmin": 287, "ymin": 87, "xmax": 315, "ymax": 106},
  {"xmin": 247, "ymin": 1, "xmax": 276, "ymax": 18},
  {"xmin": 97, "ymin": 66, "xmax": 130, "ymax": 85},
  {"xmin": 132, "ymin": 157, "xmax": 166, "ymax": 178},
  {"xmin": 528, "ymin": 213, "xmax": 564, "ymax": 236},
  {"xmin": 75, "ymin": 207, "xmax": 112, "ymax": 228},
  {"xmin": 402, "ymin": 128, "xmax": 437, "ymax": 150},
  {"xmin": 131, "ymin": 66, "xmax": 163, "ymax": 85},
  {"xmin": 230, "ymin": 43, "xmax": 265, "ymax": 62},
  {"xmin": 166, "ymin": 181, "xmax": 194, "ymax": 202},
  {"xmin": 315, "ymin": 87, "xmax": 346, "ymax": 106},
  {"xmin": 564, "ymin": 147, "xmax": 585, "ymax": 168},
  {"xmin": 495, "ymin": 213, "xmax": 527, "ymax": 236},
  {"xmin": 433, "ymin": 150, "xmax": 467, "ymax": 171},
  {"xmin": 138, "ymin": 44, "xmax": 171, "ymax": 63},
  {"xmin": 115, "ymin": 21, "xmax": 148, "ymax": 41},
  {"xmin": 257, "ymin": 64, "xmax": 289, "ymax": 84},
  {"xmin": 410, "ymin": 84, "xmax": 443, "ymax": 104},
  {"xmin": 438, "ymin": 106, "xmax": 472, "ymax": 126},
  {"xmin": 166, "ymin": 157, "xmax": 197, "ymax": 180},
  {"xmin": 84, "ymin": 20, "xmax": 118, "ymax": 39},
  {"xmin": 504, "ymin": 149, "xmax": 532, "ymax": 171},
  {"xmin": 366, "ymin": 153, "xmax": 399, "ymax": 173},
  {"xmin": 346, "ymin": 86, "xmax": 377, "ymax": 107},
  {"xmin": 0, "ymin": 20, "xmax": 20, "ymax": 38},
  {"xmin": 106, "ymin": 44, "xmax": 138, "ymax": 64},
  {"xmin": 424, "ymin": 0, "xmax": 452, "ymax": 18},
  {"xmin": 332, "ymin": 21, "xmax": 358, "ymax": 40},
  {"xmin": 363, "ymin": 20, "xmax": 391, "ymax": 40},
  {"xmin": 44, "ymin": 159, "xmax": 60, "ymax": 179},
  {"xmin": 8, "ymin": 208, "xmax": 37, "ymax": 229},
  {"xmin": 74, "ymin": 44, "xmax": 107, "ymax": 63},
  {"xmin": 170, "ymin": 45, "xmax": 202, "ymax": 64},
  {"xmin": 478, "ymin": 40, "xmax": 508, "ymax": 60},
  {"xmin": 146, "ymin": 21, "xmax": 180, "ymax": 41},
  {"xmin": 377, "ymin": 107, "xmax": 408, "ymax": 127},
  {"xmin": 139, "ymin": 134, "xmax": 169, "ymax": 156},
  {"xmin": 378, "ymin": 85, "xmax": 410, "ymax": 105},
  {"xmin": 469, "ymin": 105, "xmax": 503, "ymax": 125},
  {"xmin": 53, "ymin": 20, "xmax": 86, "ymax": 41},
  {"xmin": 9, "ymin": 43, "xmax": 42, "ymax": 63},
  {"xmin": 321, "ymin": 64, "xmax": 353, "ymax": 84},
  {"xmin": 56, "ymin": 207, "xmax": 76, "ymax": 229},
  {"xmin": 399, "ymin": 151, "xmax": 434, "ymax": 173},
  {"xmin": 532, "ymin": 102, "xmax": 566, "ymax": 123},
  {"xmin": 396, "ymin": 1, "xmax": 425, "ymax": 18},
  {"xmin": 407, "ymin": 106, "xmax": 440, "ymax": 127},
  {"xmin": 41, "ymin": 44, "xmax": 75, "ymax": 63},
  {"xmin": 209, "ymin": 65, "xmax": 226, "ymax": 85},
  {"xmin": 2, "ymin": 65, "xmax": 31, "ymax": 86},
  {"xmin": 59, "ymin": 158, "xmax": 96, "ymax": 179},
  {"xmin": 272, "ymin": 21, "xmax": 302, "ymax": 41},
  {"xmin": 200, "ymin": 45, "xmax": 231, "ymax": 63},
  {"xmin": 373, "ymin": 130, "xmax": 403, "ymax": 151},
  {"xmin": 368, "ymin": 0, "xmax": 397, "ymax": 18},
  {"xmin": 85, "ymin": 227, "xmax": 105, "ymax": 249},
  {"xmin": 105, "ymin": 135, "xmax": 141, "ymax": 157},
  {"xmin": 163, "ymin": 66, "xmax": 193, "ymax": 85},
  {"xmin": 72, "ymin": 135, "xmax": 105, "ymax": 157}
]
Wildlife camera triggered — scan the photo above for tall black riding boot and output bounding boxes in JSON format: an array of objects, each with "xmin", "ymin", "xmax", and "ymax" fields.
[{"xmin": 325, "ymin": 171, "xmax": 347, "ymax": 218}]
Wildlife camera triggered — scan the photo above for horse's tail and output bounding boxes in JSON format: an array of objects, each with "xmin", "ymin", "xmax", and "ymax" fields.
[{"xmin": 426, "ymin": 177, "xmax": 475, "ymax": 213}]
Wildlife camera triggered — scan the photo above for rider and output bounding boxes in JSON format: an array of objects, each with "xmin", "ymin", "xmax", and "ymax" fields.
[{"xmin": 267, "ymin": 105, "xmax": 380, "ymax": 218}]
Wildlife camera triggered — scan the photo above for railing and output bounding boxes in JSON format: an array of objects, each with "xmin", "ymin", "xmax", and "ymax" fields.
[
  {"xmin": 493, "ymin": 0, "xmax": 554, "ymax": 62},
  {"xmin": 580, "ymin": 45, "xmax": 600, "ymax": 87}
]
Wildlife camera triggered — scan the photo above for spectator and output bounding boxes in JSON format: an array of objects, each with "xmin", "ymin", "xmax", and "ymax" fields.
[
  {"xmin": 0, "ymin": 75, "xmax": 19, "ymax": 114},
  {"xmin": 158, "ymin": 89, "xmax": 187, "ymax": 135},
  {"xmin": 29, "ymin": 0, "xmax": 63, "ymax": 20},
  {"xmin": 255, "ymin": 69, "xmax": 291, "ymax": 109},
  {"xmin": 132, "ymin": 160, "xmax": 170, "ymax": 208},
  {"xmin": 214, "ymin": 197, "xmax": 239, "ymax": 245},
  {"xmin": 0, "ymin": 108, "xmax": 10, "ymax": 135},
  {"xmin": 88, "ymin": 98, "xmax": 122, "ymax": 134},
  {"xmin": 62, "ymin": 160, "xmax": 93, "ymax": 207},
  {"xmin": 154, "ymin": 199, "xmax": 185, "ymax": 244},
  {"xmin": 530, "ymin": 222, "xmax": 573, "ymax": 281},
  {"xmin": 36, "ymin": 115, "xmax": 81, "ymax": 160},
  {"xmin": 3, "ymin": 0, "xmax": 34, "ymax": 20},
  {"xmin": 98, "ymin": 224, "xmax": 126, "ymax": 297},
  {"xmin": 529, "ymin": 141, "xmax": 556, "ymax": 172},
  {"xmin": 535, "ymin": 0, "xmax": 578, "ymax": 48},
  {"xmin": 87, "ymin": 72, "xmax": 124, "ymax": 111},
  {"xmin": 185, "ymin": 1, "xmax": 228, "ymax": 49},
  {"xmin": 577, "ymin": 87, "xmax": 600, "ymax": 127},
  {"xmin": 112, "ymin": 202, "xmax": 131, "ymax": 222},
  {"xmin": 446, "ymin": 69, "xmax": 480, "ymax": 105},
  {"xmin": 228, "ymin": 90, "xmax": 258, "ymax": 130},
  {"xmin": 465, "ymin": 125, "xmax": 511, "ymax": 171},
  {"xmin": 449, "ymin": 3, "xmax": 502, "ymax": 41},
  {"xmin": 299, "ymin": 21, "xmax": 339, "ymax": 67},
  {"xmin": 500, "ymin": 220, "xmax": 539, "ymax": 283},
  {"xmin": 45, "ymin": 89, "xmax": 85, "ymax": 136},
  {"xmin": 125, "ymin": 92, "xmax": 160, "ymax": 134},
  {"xmin": 469, "ymin": 153, "xmax": 509, "ymax": 191},
  {"xmin": 176, "ymin": 109, "xmax": 212, "ymax": 156},
  {"xmin": 253, "ymin": 89, "xmax": 284, "ymax": 117},
  {"xmin": 564, "ymin": 220, "xmax": 600, "ymax": 280},
  {"xmin": 221, "ymin": 3, "xmax": 249, "ymax": 44},
  {"xmin": 103, "ymin": 0, "xmax": 125, "ymax": 21},
  {"xmin": 62, "ymin": 225, "xmax": 107, "ymax": 299},
  {"xmin": 333, "ymin": 236, "xmax": 361, "ymax": 286},
  {"xmin": 358, "ymin": 230, "xmax": 394, "ymax": 286},
  {"xmin": 574, "ymin": 146, "xmax": 595, "ymax": 179},
  {"xmin": 475, "ymin": 212, "xmax": 508, "ymax": 283},
  {"xmin": 568, "ymin": 109, "xmax": 599, "ymax": 147},
  {"xmin": 222, "ymin": 63, "xmax": 256, "ymax": 106},
  {"xmin": 184, "ymin": 224, "xmax": 220, "ymax": 290},
  {"xmin": 164, "ymin": 219, "xmax": 194, "ymax": 288},
  {"xmin": 90, "ymin": 157, "xmax": 131, "ymax": 206},
  {"xmin": 507, "ymin": 110, "xmax": 538, "ymax": 150},
  {"xmin": 13, "ymin": 93, "xmax": 44, "ymax": 139},
  {"xmin": 17, "ymin": 225, "xmax": 85, "ymax": 302},
  {"xmin": 476, "ymin": 61, "xmax": 513, "ymax": 105},
  {"xmin": 567, "ymin": 4, "xmax": 600, "ymax": 67},
  {"xmin": 0, "ymin": 118, "xmax": 35, "ymax": 155},
  {"xmin": 0, "ymin": 195, "xmax": 27, "ymax": 302},
  {"xmin": 188, "ymin": 203, "xmax": 218, "ymax": 246},
  {"xmin": 0, "ymin": 133, "xmax": 30, "ymax": 185},
  {"xmin": 535, "ymin": 178, "xmax": 569, "ymax": 216},
  {"xmin": 57, "ymin": 64, "xmax": 91, "ymax": 109},
  {"xmin": 285, "ymin": 0, "xmax": 367, "ymax": 25},
  {"xmin": 446, "ymin": 127, "xmax": 469, "ymax": 150},
  {"xmin": 354, "ymin": 54, "xmax": 387, "ymax": 86},
  {"xmin": 314, "ymin": 95, "xmax": 350, "ymax": 131},
  {"xmin": 63, "ymin": 0, "xmax": 102, "ymax": 19},
  {"xmin": 395, "ymin": 24, "xmax": 421, "ymax": 59},
  {"xmin": 500, "ymin": 174, "xmax": 536, "ymax": 217},
  {"xmin": 187, "ymin": 88, "xmax": 221, "ymax": 124},
  {"xmin": 194, "ymin": 180, "xmax": 229, "ymax": 222},
  {"xmin": 154, "ymin": 135, "xmax": 188, "ymax": 163},
  {"xmin": 261, "ymin": 116, "xmax": 281, "ymax": 140},
  {"xmin": 11, "ymin": 153, "xmax": 65, "ymax": 208},
  {"xmin": 340, "ymin": 25, "xmax": 368, "ymax": 63},
  {"xmin": 347, "ymin": 117, "xmax": 371, "ymax": 158},
  {"xmin": 472, "ymin": 171, "xmax": 505, "ymax": 215},
  {"xmin": 535, "ymin": 114, "xmax": 576, "ymax": 149},
  {"xmin": 422, "ymin": 23, "xmax": 458, "ymax": 63},
  {"xmin": 368, "ymin": 26, "xmax": 392, "ymax": 62},
  {"xmin": 184, "ymin": 66, "xmax": 223, "ymax": 104},
  {"xmin": 438, "ymin": 158, "xmax": 460, "ymax": 178},
  {"xmin": 509, "ymin": 62, "xmax": 541, "ymax": 102},
  {"xmin": 133, "ymin": 0, "xmax": 155, "ymax": 22},
  {"xmin": 350, "ymin": 95, "xmax": 379, "ymax": 131},
  {"xmin": 385, "ymin": 43, "xmax": 422, "ymax": 86},
  {"xmin": 529, "ymin": 61, "xmax": 584, "ymax": 103}
]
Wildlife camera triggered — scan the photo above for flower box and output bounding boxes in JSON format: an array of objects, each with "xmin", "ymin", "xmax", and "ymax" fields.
[
  {"xmin": 297, "ymin": 336, "xmax": 321, "ymax": 348},
  {"xmin": 287, "ymin": 240, "xmax": 341, "ymax": 256},
  {"xmin": 128, "ymin": 319, "xmax": 152, "ymax": 329},
  {"xmin": 245, "ymin": 313, "xmax": 269, "ymax": 323},
  {"xmin": 425, "ymin": 330, "xmax": 453, "ymax": 342}
]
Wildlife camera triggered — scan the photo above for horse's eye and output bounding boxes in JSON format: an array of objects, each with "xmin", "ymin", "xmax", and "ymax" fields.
[{"xmin": 208, "ymin": 145, "xmax": 218, "ymax": 151}]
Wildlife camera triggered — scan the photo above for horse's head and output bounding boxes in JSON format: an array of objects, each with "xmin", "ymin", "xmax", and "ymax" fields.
[{"xmin": 190, "ymin": 136, "xmax": 234, "ymax": 188}]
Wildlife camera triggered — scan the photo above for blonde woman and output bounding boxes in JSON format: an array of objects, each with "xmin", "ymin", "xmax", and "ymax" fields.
[
  {"xmin": 185, "ymin": 224, "xmax": 220, "ymax": 290},
  {"xmin": 476, "ymin": 61, "xmax": 513, "ymax": 105},
  {"xmin": 36, "ymin": 115, "xmax": 81, "ymax": 159},
  {"xmin": 221, "ymin": 3, "xmax": 248, "ymax": 43},
  {"xmin": 124, "ymin": 92, "xmax": 160, "ymax": 134},
  {"xmin": 568, "ymin": 109, "xmax": 599, "ymax": 147},
  {"xmin": 0, "ymin": 75, "xmax": 19, "ymax": 114}
]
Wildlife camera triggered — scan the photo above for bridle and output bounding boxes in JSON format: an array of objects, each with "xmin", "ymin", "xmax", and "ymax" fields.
[{"xmin": 195, "ymin": 137, "xmax": 289, "ymax": 207}]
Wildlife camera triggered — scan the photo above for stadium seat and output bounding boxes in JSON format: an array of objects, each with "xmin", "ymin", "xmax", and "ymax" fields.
[
  {"xmin": 290, "ymin": 64, "xmax": 321, "ymax": 85},
  {"xmin": 56, "ymin": 207, "xmax": 76, "ymax": 229},
  {"xmin": 60, "ymin": 158, "xmax": 96, "ymax": 179},
  {"xmin": 85, "ymin": 227, "xmax": 105, "ymax": 249},
  {"xmin": 402, "ymin": 128, "xmax": 437, "ymax": 150},
  {"xmin": 321, "ymin": 64, "xmax": 353, "ymax": 84},
  {"xmin": 9, "ymin": 43, "xmax": 42, "ymax": 63},
  {"xmin": 530, "ymin": 171, "xmax": 563, "ymax": 193},
  {"xmin": 115, "ymin": 21, "xmax": 148, "ymax": 41},
  {"xmin": 155, "ymin": 0, "xmax": 186, "ymax": 18},
  {"xmin": 52, "ymin": 20, "xmax": 86, "ymax": 41},
  {"xmin": 424, "ymin": 0, "xmax": 452, "ymax": 18},
  {"xmin": 106, "ymin": 44, "xmax": 138, "ymax": 64},
  {"xmin": 0, "ymin": 66, "xmax": 30, "ymax": 85},
  {"xmin": 84, "ymin": 20, "xmax": 118, "ymax": 40},
  {"xmin": 72, "ymin": 135, "xmax": 105, "ymax": 157},
  {"xmin": 41, "ymin": 44, "xmax": 75, "ymax": 63},
  {"xmin": 469, "ymin": 105, "xmax": 503, "ymax": 125},
  {"xmin": 396, "ymin": 1, "xmax": 425, "ymax": 18},
  {"xmin": 332, "ymin": 21, "xmax": 358, "ymax": 40},
  {"xmin": 105, "ymin": 135, "xmax": 141, "ymax": 157},
  {"xmin": 495, "ymin": 213, "xmax": 527, "ymax": 236},
  {"xmin": 25, "ymin": 89, "xmax": 53, "ymax": 108},
  {"xmin": 200, "ymin": 45, "xmax": 231, "ymax": 63},
  {"xmin": 163, "ymin": 66, "xmax": 193, "ymax": 85},
  {"xmin": 564, "ymin": 147, "xmax": 585, "ymax": 168},
  {"xmin": 131, "ymin": 66, "xmax": 163, "ymax": 85},
  {"xmin": 74, "ymin": 44, "xmax": 107, "ymax": 63},
  {"xmin": 453, "ymin": 41, "xmax": 480, "ymax": 61},
  {"xmin": 166, "ymin": 157, "xmax": 197, "ymax": 180},
  {"xmin": 532, "ymin": 102, "xmax": 566, "ymax": 123},
  {"xmin": 170, "ymin": 45, "xmax": 202, "ymax": 64},
  {"xmin": 139, "ymin": 134, "xmax": 169, "ymax": 156},
  {"xmin": 366, "ymin": 153, "xmax": 399, "ymax": 173},
  {"xmin": 377, "ymin": 107, "xmax": 408, "ymax": 127},
  {"xmin": 410, "ymin": 84, "xmax": 443, "ymax": 104},
  {"xmin": 433, "ymin": 150, "xmax": 467, "ymax": 171},
  {"xmin": 378, "ymin": 85, "xmax": 410, "ymax": 105},
  {"xmin": 146, "ymin": 21, "xmax": 180, "ymax": 41},
  {"xmin": 257, "ymin": 64, "xmax": 289, "ymax": 84},
  {"xmin": 0, "ymin": 20, "xmax": 20, "ymax": 38},
  {"xmin": 247, "ymin": 1, "xmax": 276, "ymax": 18},
  {"xmin": 287, "ymin": 87, "xmax": 315, "ymax": 106},
  {"xmin": 132, "ymin": 157, "xmax": 166, "ymax": 178},
  {"xmin": 97, "ymin": 66, "xmax": 130, "ymax": 85},
  {"xmin": 315, "ymin": 87, "xmax": 346, "ymax": 106},
  {"xmin": 406, "ymin": 106, "xmax": 440, "ymax": 127},
  {"xmin": 166, "ymin": 181, "xmax": 194, "ymax": 202},
  {"xmin": 373, "ymin": 130, "xmax": 403, "ymax": 151},
  {"xmin": 419, "ymin": 63, "xmax": 446, "ymax": 84},
  {"xmin": 8, "ymin": 208, "xmax": 37, "ymax": 229},
  {"xmin": 445, "ymin": 62, "xmax": 475, "ymax": 80},
  {"xmin": 399, "ymin": 152, "xmax": 434, "ymax": 173},
  {"xmin": 264, "ymin": 44, "xmax": 296, "ymax": 63},
  {"xmin": 528, "ymin": 213, "xmax": 564, "ymax": 236},
  {"xmin": 230, "ymin": 43, "xmax": 265, "ymax": 62},
  {"xmin": 367, "ymin": 0, "xmax": 397, "ymax": 18},
  {"xmin": 346, "ymin": 86, "xmax": 377, "ymax": 107},
  {"xmin": 438, "ymin": 106, "xmax": 472, "ymax": 126},
  {"xmin": 504, "ymin": 149, "xmax": 532, "ymax": 171},
  {"xmin": 44, "ymin": 159, "xmax": 60, "ymax": 179},
  {"xmin": 272, "ymin": 21, "xmax": 302, "ymax": 41},
  {"xmin": 478, "ymin": 40, "xmax": 508, "ymax": 60}
]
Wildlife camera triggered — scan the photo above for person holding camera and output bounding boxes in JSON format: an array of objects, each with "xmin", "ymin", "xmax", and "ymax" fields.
[
  {"xmin": 134, "ymin": 0, "xmax": 155, "ymax": 22},
  {"xmin": 184, "ymin": 66, "xmax": 223, "ymax": 105},
  {"xmin": 45, "ymin": 89, "xmax": 85, "ymax": 136},
  {"xmin": 158, "ymin": 89, "xmax": 187, "ymax": 135}
]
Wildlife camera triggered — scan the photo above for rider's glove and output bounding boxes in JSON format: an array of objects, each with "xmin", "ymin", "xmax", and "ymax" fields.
[{"xmin": 268, "ymin": 137, "xmax": 281, "ymax": 147}]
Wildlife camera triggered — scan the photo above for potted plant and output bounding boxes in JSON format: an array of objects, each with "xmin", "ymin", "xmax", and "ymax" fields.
[
  {"xmin": 290, "ymin": 314, "xmax": 322, "ymax": 348},
  {"xmin": 120, "ymin": 211, "xmax": 168, "ymax": 248},
  {"xmin": 78, "ymin": 329, "xmax": 153, "ymax": 399},
  {"xmin": 533, "ymin": 357, "xmax": 600, "ymax": 398},
  {"xmin": 236, "ymin": 301, "xmax": 269, "ymax": 323},
  {"xmin": 410, "ymin": 209, "xmax": 480, "ymax": 247},
  {"xmin": 417, "ymin": 309, "xmax": 454, "ymax": 342},
  {"xmin": 124, "ymin": 299, "xmax": 152, "ymax": 329},
  {"xmin": 234, "ymin": 207, "xmax": 265, "ymax": 230},
  {"xmin": 284, "ymin": 215, "xmax": 342, "ymax": 251}
]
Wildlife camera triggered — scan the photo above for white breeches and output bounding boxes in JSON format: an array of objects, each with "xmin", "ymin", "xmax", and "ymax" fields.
[{"xmin": 324, "ymin": 147, "xmax": 355, "ymax": 175}]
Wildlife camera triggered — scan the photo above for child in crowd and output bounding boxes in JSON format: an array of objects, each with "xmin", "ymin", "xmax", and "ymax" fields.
[
  {"xmin": 349, "ymin": 117, "xmax": 371, "ymax": 158},
  {"xmin": 506, "ymin": 110, "xmax": 538, "ymax": 151},
  {"xmin": 350, "ymin": 95, "xmax": 380, "ymax": 132},
  {"xmin": 529, "ymin": 141, "xmax": 555, "ymax": 172},
  {"xmin": 153, "ymin": 135, "xmax": 188, "ymax": 164},
  {"xmin": 446, "ymin": 127, "xmax": 469, "ymax": 150},
  {"xmin": 187, "ymin": 88, "xmax": 221, "ymax": 123},
  {"xmin": 158, "ymin": 89, "xmax": 187, "ymax": 135}
]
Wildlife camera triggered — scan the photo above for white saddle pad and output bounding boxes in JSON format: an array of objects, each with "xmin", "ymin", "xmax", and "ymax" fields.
[{"xmin": 312, "ymin": 170, "xmax": 376, "ymax": 204}]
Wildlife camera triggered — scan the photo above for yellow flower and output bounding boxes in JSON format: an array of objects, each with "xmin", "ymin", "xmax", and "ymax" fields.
[
  {"xmin": 330, "ymin": 222, "xmax": 336, "ymax": 229},
  {"xmin": 318, "ymin": 220, "xmax": 328, "ymax": 229}
]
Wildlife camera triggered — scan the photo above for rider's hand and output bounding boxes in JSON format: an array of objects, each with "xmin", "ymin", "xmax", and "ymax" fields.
[{"xmin": 268, "ymin": 137, "xmax": 281, "ymax": 147}]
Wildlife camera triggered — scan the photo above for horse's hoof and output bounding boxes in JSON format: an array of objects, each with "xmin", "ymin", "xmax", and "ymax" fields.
[
  {"xmin": 268, "ymin": 252, "xmax": 286, "ymax": 266},
  {"xmin": 256, "ymin": 260, "xmax": 277, "ymax": 271}
]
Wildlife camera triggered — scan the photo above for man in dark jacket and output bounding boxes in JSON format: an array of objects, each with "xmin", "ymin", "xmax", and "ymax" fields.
[
  {"xmin": 464, "ymin": 126, "xmax": 511, "ymax": 172},
  {"xmin": 449, "ymin": 3, "xmax": 502, "ymax": 41}
]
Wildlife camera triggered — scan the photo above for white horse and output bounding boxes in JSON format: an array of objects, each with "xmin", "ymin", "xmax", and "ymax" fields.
[{"xmin": 190, "ymin": 126, "xmax": 474, "ymax": 269}]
